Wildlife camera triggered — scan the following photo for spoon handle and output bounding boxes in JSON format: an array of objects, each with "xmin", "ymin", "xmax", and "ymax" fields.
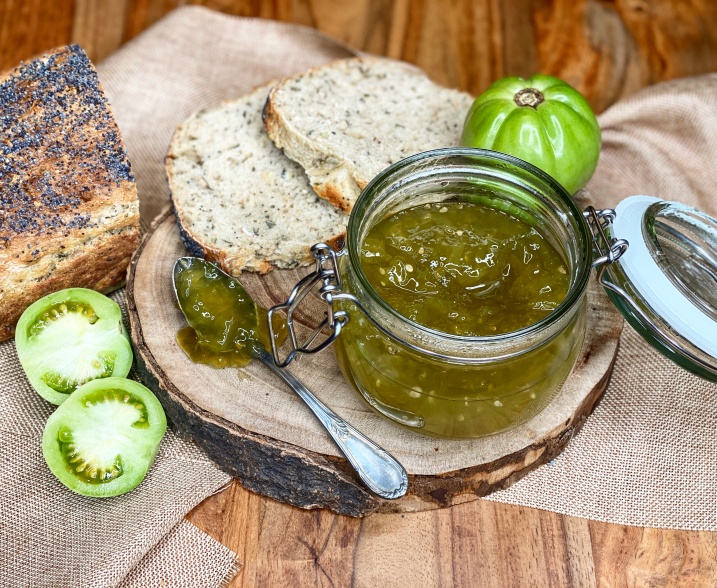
[{"xmin": 253, "ymin": 346, "xmax": 408, "ymax": 500}]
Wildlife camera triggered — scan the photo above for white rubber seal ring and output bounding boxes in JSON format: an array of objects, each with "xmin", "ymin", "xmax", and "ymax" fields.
[{"xmin": 613, "ymin": 195, "xmax": 717, "ymax": 358}]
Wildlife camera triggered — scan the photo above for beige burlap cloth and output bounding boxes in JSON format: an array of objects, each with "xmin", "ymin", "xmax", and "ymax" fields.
[
  {"xmin": 4, "ymin": 9, "xmax": 717, "ymax": 588},
  {"xmin": 0, "ymin": 291, "xmax": 238, "ymax": 588}
]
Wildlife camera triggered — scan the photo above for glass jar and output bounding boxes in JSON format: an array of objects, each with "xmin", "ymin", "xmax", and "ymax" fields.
[{"xmin": 331, "ymin": 148, "xmax": 592, "ymax": 438}]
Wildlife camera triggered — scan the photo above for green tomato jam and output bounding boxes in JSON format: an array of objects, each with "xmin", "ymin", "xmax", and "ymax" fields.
[
  {"xmin": 360, "ymin": 202, "xmax": 570, "ymax": 335},
  {"xmin": 334, "ymin": 201, "xmax": 585, "ymax": 438},
  {"xmin": 177, "ymin": 307, "xmax": 286, "ymax": 368},
  {"xmin": 174, "ymin": 258, "xmax": 286, "ymax": 368}
]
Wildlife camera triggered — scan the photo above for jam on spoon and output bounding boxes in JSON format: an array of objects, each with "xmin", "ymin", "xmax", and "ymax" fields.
[
  {"xmin": 173, "ymin": 257, "xmax": 286, "ymax": 367},
  {"xmin": 172, "ymin": 257, "xmax": 409, "ymax": 500}
]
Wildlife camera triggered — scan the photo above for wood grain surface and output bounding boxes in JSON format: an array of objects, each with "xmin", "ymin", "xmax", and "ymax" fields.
[
  {"xmin": 187, "ymin": 482, "xmax": 717, "ymax": 587},
  {"xmin": 3, "ymin": 0, "xmax": 717, "ymax": 113},
  {"xmin": 4, "ymin": 1, "xmax": 717, "ymax": 586}
]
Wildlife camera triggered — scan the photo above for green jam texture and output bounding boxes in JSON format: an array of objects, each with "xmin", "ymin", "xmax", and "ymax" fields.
[
  {"xmin": 174, "ymin": 259, "xmax": 286, "ymax": 368},
  {"xmin": 334, "ymin": 200, "xmax": 585, "ymax": 438},
  {"xmin": 360, "ymin": 202, "xmax": 570, "ymax": 336}
]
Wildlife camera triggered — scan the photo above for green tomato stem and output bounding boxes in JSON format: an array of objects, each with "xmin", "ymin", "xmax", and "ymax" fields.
[{"xmin": 514, "ymin": 87, "xmax": 544, "ymax": 108}]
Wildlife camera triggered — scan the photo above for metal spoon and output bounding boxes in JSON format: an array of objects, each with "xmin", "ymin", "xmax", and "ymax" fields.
[{"xmin": 172, "ymin": 257, "xmax": 408, "ymax": 500}]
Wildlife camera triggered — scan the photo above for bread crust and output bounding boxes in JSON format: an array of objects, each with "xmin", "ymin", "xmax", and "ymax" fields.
[
  {"xmin": 166, "ymin": 83, "xmax": 348, "ymax": 276},
  {"xmin": 0, "ymin": 46, "xmax": 140, "ymax": 340},
  {"xmin": 262, "ymin": 87, "xmax": 356, "ymax": 214},
  {"xmin": 263, "ymin": 56, "xmax": 474, "ymax": 213},
  {"xmin": 172, "ymin": 199, "xmax": 345, "ymax": 276},
  {"xmin": 1, "ymin": 226, "xmax": 138, "ymax": 340},
  {"xmin": 164, "ymin": 138, "xmax": 279, "ymax": 276}
]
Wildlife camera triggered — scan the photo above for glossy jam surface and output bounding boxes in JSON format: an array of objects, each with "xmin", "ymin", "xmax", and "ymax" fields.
[
  {"xmin": 360, "ymin": 202, "xmax": 570, "ymax": 336},
  {"xmin": 174, "ymin": 259, "xmax": 286, "ymax": 368},
  {"xmin": 334, "ymin": 200, "xmax": 584, "ymax": 438}
]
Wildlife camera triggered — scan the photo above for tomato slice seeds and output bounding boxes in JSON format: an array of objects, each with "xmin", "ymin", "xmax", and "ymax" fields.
[
  {"xmin": 43, "ymin": 378, "xmax": 166, "ymax": 497},
  {"xmin": 15, "ymin": 289, "xmax": 133, "ymax": 405}
]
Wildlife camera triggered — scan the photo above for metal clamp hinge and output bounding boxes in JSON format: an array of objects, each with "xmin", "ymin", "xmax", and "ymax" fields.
[
  {"xmin": 584, "ymin": 206, "xmax": 628, "ymax": 271},
  {"xmin": 267, "ymin": 243, "xmax": 351, "ymax": 368},
  {"xmin": 583, "ymin": 206, "xmax": 638, "ymax": 306}
]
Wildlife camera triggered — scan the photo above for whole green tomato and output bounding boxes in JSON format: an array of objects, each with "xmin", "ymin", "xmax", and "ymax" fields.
[{"xmin": 461, "ymin": 75, "xmax": 601, "ymax": 194}]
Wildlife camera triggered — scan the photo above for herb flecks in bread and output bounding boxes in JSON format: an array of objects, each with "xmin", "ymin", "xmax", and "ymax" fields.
[
  {"xmin": 263, "ymin": 57, "xmax": 475, "ymax": 212},
  {"xmin": 0, "ymin": 46, "xmax": 140, "ymax": 342},
  {"xmin": 167, "ymin": 83, "xmax": 349, "ymax": 276}
]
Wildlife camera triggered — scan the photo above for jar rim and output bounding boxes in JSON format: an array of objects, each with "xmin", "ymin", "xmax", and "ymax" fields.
[{"xmin": 346, "ymin": 147, "xmax": 593, "ymax": 345}]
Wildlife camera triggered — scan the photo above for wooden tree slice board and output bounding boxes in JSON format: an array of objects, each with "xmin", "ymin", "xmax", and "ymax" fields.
[{"xmin": 127, "ymin": 207, "xmax": 623, "ymax": 517}]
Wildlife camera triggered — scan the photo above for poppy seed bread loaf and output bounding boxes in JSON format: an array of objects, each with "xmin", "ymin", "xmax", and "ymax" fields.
[
  {"xmin": 0, "ymin": 46, "xmax": 140, "ymax": 341},
  {"xmin": 166, "ymin": 83, "xmax": 349, "ymax": 275},
  {"xmin": 263, "ymin": 57, "xmax": 475, "ymax": 212}
]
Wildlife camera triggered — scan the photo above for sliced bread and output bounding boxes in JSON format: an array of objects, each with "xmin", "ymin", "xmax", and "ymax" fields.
[
  {"xmin": 263, "ymin": 57, "xmax": 475, "ymax": 212},
  {"xmin": 0, "ymin": 46, "xmax": 140, "ymax": 342},
  {"xmin": 167, "ymin": 83, "xmax": 349, "ymax": 275}
]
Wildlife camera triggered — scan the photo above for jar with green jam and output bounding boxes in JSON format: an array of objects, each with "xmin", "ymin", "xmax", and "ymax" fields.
[{"xmin": 331, "ymin": 149, "xmax": 592, "ymax": 438}]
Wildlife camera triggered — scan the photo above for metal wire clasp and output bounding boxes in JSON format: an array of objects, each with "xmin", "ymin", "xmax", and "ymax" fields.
[
  {"xmin": 584, "ymin": 206, "xmax": 628, "ymax": 276},
  {"xmin": 267, "ymin": 243, "xmax": 350, "ymax": 368}
]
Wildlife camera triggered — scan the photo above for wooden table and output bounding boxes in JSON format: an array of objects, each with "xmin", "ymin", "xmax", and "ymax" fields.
[{"xmin": 5, "ymin": 1, "xmax": 717, "ymax": 585}]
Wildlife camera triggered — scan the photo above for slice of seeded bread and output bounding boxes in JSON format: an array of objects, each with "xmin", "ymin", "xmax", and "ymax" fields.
[
  {"xmin": 263, "ymin": 57, "xmax": 476, "ymax": 212},
  {"xmin": 166, "ymin": 83, "xmax": 349, "ymax": 275}
]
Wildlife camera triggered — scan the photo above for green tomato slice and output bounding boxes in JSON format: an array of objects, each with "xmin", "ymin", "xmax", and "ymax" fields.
[
  {"xmin": 15, "ymin": 288, "xmax": 133, "ymax": 405},
  {"xmin": 42, "ymin": 377, "xmax": 167, "ymax": 497}
]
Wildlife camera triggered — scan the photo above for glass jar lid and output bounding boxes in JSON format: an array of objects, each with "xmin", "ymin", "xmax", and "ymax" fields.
[{"xmin": 602, "ymin": 195, "xmax": 717, "ymax": 380}]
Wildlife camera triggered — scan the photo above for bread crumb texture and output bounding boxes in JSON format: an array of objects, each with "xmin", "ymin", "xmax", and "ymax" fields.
[
  {"xmin": 0, "ymin": 45, "xmax": 139, "ymax": 340},
  {"xmin": 167, "ymin": 83, "xmax": 348, "ymax": 275},
  {"xmin": 264, "ymin": 57, "xmax": 475, "ymax": 212}
]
